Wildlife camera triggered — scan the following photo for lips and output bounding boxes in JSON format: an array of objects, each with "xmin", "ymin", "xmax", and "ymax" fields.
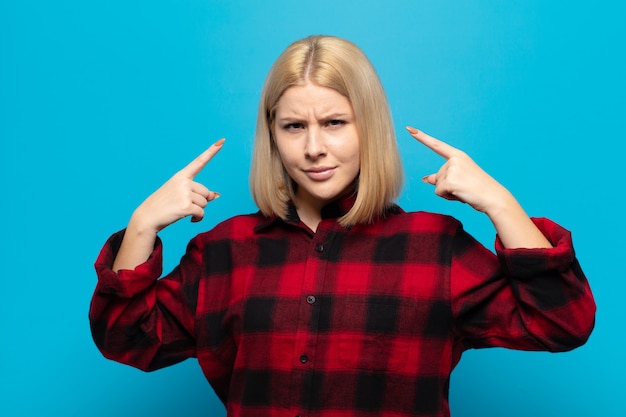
[{"xmin": 304, "ymin": 166, "xmax": 336, "ymax": 181}]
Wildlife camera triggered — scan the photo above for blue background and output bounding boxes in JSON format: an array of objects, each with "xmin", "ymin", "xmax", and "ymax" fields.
[{"xmin": 1, "ymin": 0, "xmax": 624, "ymax": 416}]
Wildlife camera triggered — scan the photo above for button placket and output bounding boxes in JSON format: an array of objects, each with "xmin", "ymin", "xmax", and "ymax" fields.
[{"xmin": 290, "ymin": 229, "xmax": 335, "ymax": 408}]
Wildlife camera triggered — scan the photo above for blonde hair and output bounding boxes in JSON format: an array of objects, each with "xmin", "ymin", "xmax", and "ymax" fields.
[{"xmin": 250, "ymin": 35, "xmax": 403, "ymax": 226}]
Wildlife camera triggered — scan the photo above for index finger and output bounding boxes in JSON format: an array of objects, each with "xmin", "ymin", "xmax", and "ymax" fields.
[
  {"xmin": 406, "ymin": 126, "xmax": 459, "ymax": 160},
  {"xmin": 179, "ymin": 138, "xmax": 225, "ymax": 178}
]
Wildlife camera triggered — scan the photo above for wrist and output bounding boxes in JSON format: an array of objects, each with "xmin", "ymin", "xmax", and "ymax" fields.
[
  {"xmin": 483, "ymin": 192, "xmax": 553, "ymax": 249},
  {"xmin": 483, "ymin": 189, "xmax": 519, "ymax": 222},
  {"xmin": 127, "ymin": 208, "xmax": 161, "ymax": 237}
]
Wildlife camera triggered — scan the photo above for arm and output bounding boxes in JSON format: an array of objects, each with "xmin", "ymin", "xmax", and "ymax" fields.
[
  {"xmin": 90, "ymin": 231, "xmax": 204, "ymax": 371},
  {"xmin": 449, "ymin": 218, "xmax": 595, "ymax": 352},
  {"xmin": 406, "ymin": 126, "xmax": 551, "ymax": 249},
  {"xmin": 404, "ymin": 127, "xmax": 594, "ymax": 349},
  {"xmin": 90, "ymin": 139, "xmax": 225, "ymax": 370}
]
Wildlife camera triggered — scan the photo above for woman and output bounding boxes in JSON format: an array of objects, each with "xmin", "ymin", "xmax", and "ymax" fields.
[{"xmin": 90, "ymin": 35, "xmax": 595, "ymax": 417}]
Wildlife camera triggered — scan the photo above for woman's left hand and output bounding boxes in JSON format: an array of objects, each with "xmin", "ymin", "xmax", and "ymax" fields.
[
  {"xmin": 406, "ymin": 126, "xmax": 552, "ymax": 248},
  {"xmin": 406, "ymin": 126, "xmax": 511, "ymax": 216}
]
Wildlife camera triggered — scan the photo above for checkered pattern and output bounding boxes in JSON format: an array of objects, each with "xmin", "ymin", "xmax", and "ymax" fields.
[{"xmin": 90, "ymin": 200, "xmax": 595, "ymax": 417}]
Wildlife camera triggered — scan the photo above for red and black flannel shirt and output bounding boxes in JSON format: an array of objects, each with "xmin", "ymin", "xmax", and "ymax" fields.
[{"xmin": 90, "ymin": 200, "xmax": 595, "ymax": 417}]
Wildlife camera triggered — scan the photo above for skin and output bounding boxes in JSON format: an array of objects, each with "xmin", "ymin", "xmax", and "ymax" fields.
[
  {"xmin": 112, "ymin": 87, "xmax": 551, "ymax": 272},
  {"xmin": 272, "ymin": 83, "xmax": 361, "ymax": 232}
]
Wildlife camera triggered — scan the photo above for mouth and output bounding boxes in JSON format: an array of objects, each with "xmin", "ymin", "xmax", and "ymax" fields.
[{"xmin": 304, "ymin": 166, "xmax": 336, "ymax": 181}]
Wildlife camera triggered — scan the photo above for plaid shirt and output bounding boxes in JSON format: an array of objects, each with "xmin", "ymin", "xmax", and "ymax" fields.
[{"xmin": 90, "ymin": 199, "xmax": 595, "ymax": 417}]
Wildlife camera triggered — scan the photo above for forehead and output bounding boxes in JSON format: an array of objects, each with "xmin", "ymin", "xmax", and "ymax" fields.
[{"xmin": 275, "ymin": 83, "xmax": 353, "ymax": 116}]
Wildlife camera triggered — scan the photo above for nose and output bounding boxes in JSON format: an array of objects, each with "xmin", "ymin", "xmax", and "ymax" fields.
[{"xmin": 304, "ymin": 127, "xmax": 326, "ymax": 159}]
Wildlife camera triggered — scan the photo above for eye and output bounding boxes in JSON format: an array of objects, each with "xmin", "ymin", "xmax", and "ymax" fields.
[
  {"xmin": 326, "ymin": 119, "xmax": 346, "ymax": 128},
  {"xmin": 282, "ymin": 122, "xmax": 304, "ymax": 132}
]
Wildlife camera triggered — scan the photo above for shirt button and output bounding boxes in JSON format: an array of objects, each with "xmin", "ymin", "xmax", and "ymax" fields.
[
  {"xmin": 300, "ymin": 354, "xmax": 308, "ymax": 364},
  {"xmin": 315, "ymin": 244, "xmax": 324, "ymax": 253},
  {"xmin": 306, "ymin": 295, "xmax": 316, "ymax": 304}
]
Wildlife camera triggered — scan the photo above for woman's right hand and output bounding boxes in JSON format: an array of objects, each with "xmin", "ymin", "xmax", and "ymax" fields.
[
  {"xmin": 113, "ymin": 139, "xmax": 225, "ymax": 272},
  {"xmin": 131, "ymin": 138, "xmax": 225, "ymax": 234}
]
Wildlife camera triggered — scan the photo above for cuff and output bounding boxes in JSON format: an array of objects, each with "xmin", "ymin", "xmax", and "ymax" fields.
[
  {"xmin": 495, "ymin": 217, "xmax": 576, "ymax": 279},
  {"xmin": 94, "ymin": 229, "xmax": 163, "ymax": 298}
]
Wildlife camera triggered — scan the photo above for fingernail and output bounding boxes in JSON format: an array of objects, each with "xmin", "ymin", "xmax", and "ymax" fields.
[
  {"xmin": 214, "ymin": 138, "xmax": 226, "ymax": 147},
  {"xmin": 406, "ymin": 126, "xmax": 418, "ymax": 134},
  {"xmin": 213, "ymin": 192, "xmax": 221, "ymax": 200}
]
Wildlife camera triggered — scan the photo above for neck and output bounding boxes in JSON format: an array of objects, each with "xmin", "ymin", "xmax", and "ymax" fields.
[{"xmin": 296, "ymin": 207, "xmax": 322, "ymax": 232}]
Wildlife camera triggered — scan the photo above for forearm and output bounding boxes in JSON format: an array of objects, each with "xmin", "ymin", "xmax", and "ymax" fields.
[
  {"xmin": 91, "ymin": 244, "xmax": 196, "ymax": 371},
  {"xmin": 453, "ymin": 217, "xmax": 595, "ymax": 352},
  {"xmin": 112, "ymin": 211, "xmax": 159, "ymax": 272},
  {"xmin": 485, "ymin": 189, "xmax": 552, "ymax": 249}
]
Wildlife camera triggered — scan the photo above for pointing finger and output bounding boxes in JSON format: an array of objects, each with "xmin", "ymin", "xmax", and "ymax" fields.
[
  {"xmin": 179, "ymin": 138, "xmax": 226, "ymax": 178},
  {"xmin": 406, "ymin": 126, "xmax": 459, "ymax": 160}
]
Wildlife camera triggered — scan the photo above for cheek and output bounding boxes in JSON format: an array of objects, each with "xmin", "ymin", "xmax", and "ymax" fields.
[
  {"xmin": 275, "ymin": 143, "xmax": 299, "ymax": 173},
  {"xmin": 344, "ymin": 142, "xmax": 361, "ymax": 168},
  {"xmin": 344, "ymin": 128, "xmax": 361, "ymax": 166}
]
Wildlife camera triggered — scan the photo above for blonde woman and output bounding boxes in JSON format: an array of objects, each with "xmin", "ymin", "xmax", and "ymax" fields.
[{"xmin": 90, "ymin": 35, "xmax": 595, "ymax": 417}]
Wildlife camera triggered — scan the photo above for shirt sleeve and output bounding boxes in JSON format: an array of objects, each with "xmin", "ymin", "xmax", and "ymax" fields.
[
  {"xmin": 450, "ymin": 217, "xmax": 596, "ymax": 353},
  {"xmin": 89, "ymin": 230, "xmax": 203, "ymax": 372}
]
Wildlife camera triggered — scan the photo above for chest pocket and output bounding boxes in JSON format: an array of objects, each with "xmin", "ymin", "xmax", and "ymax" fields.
[{"xmin": 338, "ymin": 296, "xmax": 417, "ymax": 372}]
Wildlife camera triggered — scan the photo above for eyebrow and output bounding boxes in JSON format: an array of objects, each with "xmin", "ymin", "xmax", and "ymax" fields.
[{"xmin": 276, "ymin": 112, "xmax": 352, "ymax": 122}]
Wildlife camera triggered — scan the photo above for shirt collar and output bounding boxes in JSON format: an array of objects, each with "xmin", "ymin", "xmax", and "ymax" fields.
[
  {"xmin": 254, "ymin": 193, "xmax": 357, "ymax": 233},
  {"xmin": 254, "ymin": 194, "xmax": 403, "ymax": 233}
]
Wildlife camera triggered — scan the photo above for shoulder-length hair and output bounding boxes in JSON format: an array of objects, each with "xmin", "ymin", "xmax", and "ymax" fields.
[{"xmin": 250, "ymin": 35, "xmax": 403, "ymax": 226}]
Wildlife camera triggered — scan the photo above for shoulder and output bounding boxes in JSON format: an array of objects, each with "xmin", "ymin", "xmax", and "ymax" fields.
[
  {"xmin": 379, "ymin": 207, "xmax": 462, "ymax": 234},
  {"xmin": 191, "ymin": 211, "xmax": 268, "ymax": 244}
]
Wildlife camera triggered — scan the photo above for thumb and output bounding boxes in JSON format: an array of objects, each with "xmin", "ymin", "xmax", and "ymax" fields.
[{"xmin": 422, "ymin": 174, "xmax": 437, "ymax": 185}]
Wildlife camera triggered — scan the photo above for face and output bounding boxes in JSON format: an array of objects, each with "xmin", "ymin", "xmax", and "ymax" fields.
[{"xmin": 273, "ymin": 83, "xmax": 360, "ymax": 216}]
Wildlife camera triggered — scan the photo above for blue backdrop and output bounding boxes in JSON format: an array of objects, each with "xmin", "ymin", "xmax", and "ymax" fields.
[{"xmin": 1, "ymin": 1, "xmax": 623, "ymax": 416}]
